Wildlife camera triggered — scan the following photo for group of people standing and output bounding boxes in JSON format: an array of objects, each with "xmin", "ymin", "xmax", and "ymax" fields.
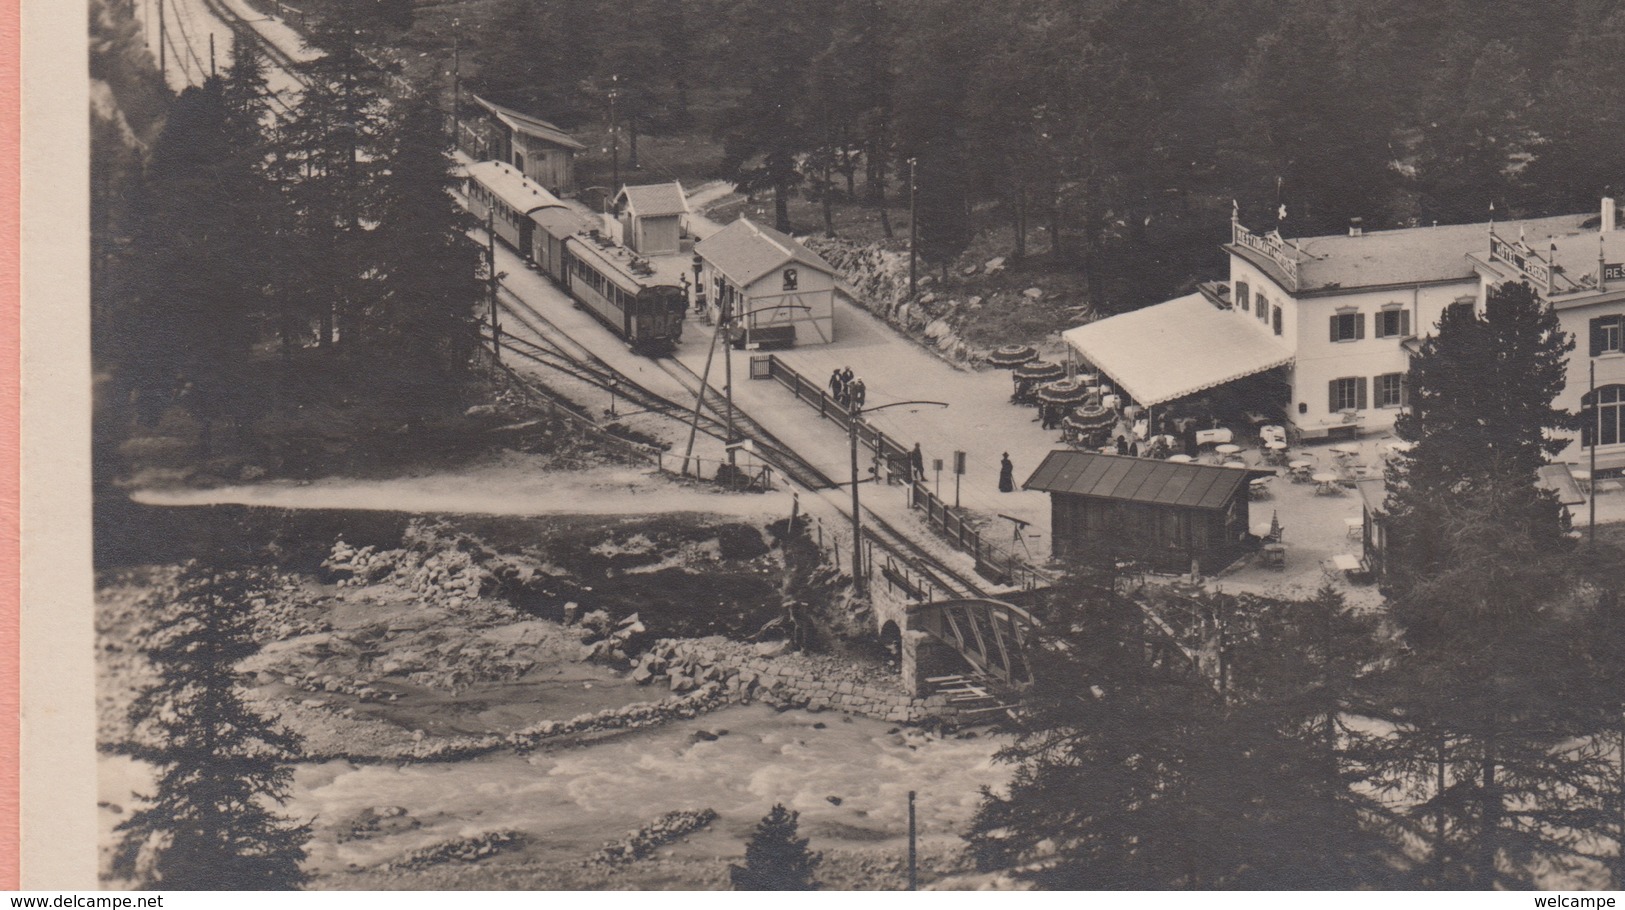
[{"xmin": 828, "ymin": 367, "xmax": 867, "ymax": 410}]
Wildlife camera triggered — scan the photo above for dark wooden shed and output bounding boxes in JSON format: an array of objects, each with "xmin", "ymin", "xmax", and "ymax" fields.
[{"xmin": 1024, "ymin": 451, "xmax": 1254, "ymax": 574}]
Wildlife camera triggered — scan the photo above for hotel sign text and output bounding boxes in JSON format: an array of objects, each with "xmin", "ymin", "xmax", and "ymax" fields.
[{"xmin": 1489, "ymin": 233, "xmax": 1552, "ymax": 290}]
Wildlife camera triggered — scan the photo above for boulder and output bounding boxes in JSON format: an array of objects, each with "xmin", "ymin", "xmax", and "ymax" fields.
[
  {"xmin": 1023, "ymin": 287, "xmax": 1044, "ymax": 300},
  {"xmin": 984, "ymin": 256, "xmax": 1006, "ymax": 273}
]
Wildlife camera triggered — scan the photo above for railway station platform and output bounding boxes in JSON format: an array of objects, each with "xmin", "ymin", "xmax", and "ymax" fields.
[{"xmin": 670, "ymin": 297, "xmax": 1059, "ymax": 579}]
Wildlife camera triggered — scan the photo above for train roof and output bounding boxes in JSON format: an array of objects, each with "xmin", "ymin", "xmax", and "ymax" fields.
[
  {"xmin": 568, "ymin": 229, "xmax": 691, "ymax": 294},
  {"xmin": 465, "ymin": 160, "xmax": 567, "ymax": 216},
  {"xmin": 531, "ymin": 206, "xmax": 592, "ymax": 241}
]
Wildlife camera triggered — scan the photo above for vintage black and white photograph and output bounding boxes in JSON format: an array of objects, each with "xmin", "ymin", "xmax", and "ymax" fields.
[{"xmin": 74, "ymin": 0, "xmax": 1625, "ymax": 891}]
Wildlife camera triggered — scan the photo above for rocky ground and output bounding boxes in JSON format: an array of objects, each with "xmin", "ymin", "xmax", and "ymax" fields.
[{"xmin": 96, "ymin": 506, "xmax": 1010, "ymax": 889}]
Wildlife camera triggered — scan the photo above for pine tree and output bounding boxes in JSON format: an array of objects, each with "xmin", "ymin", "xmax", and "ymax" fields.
[
  {"xmin": 121, "ymin": 81, "xmax": 262, "ymax": 445},
  {"xmin": 111, "ymin": 562, "xmax": 310, "ymax": 889},
  {"xmin": 729, "ymin": 804, "xmax": 821, "ymax": 890},
  {"xmin": 966, "ymin": 564, "xmax": 1393, "ymax": 889},
  {"xmin": 1356, "ymin": 480, "xmax": 1614, "ymax": 888},
  {"xmin": 718, "ymin": 0, "xmax": 825, "ymax": 233},
  {"xmin": 1385, "ymin": 280, "xmax": 1574, "ymax": 595},
  {"xmin": 368, "ymin": 96, "xmax": 483, "ymax": 411}
]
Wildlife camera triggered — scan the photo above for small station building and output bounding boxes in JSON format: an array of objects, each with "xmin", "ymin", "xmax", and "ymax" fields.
[{"xmin": 694, "ymin": 218, "xmax": 839, "ymax": 347}]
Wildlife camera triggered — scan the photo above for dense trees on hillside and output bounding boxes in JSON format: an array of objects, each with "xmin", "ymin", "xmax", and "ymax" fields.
[{"xmin": 451, "ymin": 0, "xmax": 1625, "ymax": 308}]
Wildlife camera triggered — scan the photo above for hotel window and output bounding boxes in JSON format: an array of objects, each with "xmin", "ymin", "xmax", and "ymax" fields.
[
  {"xmin": 1376, "ymin": 305, "xmax": 1411, "ymax": 339},
  {"xmin": 1256, "ymin": 292, "xmax": 1270, "ymax": 323},
  {"xmin": 783, "ymin": 268, "xmax": 799, "ymax": 291},
  {"xmin": 1593, "ymin": 315, "xmax": 1625, "ymax": 356},
  {"xmin": 1583, "ymin": 385, "xmax": 1625, "ymax": 447},
  {"xmin": 1236, "ymin": 282, "xmax": 1251, "ymax": 312},
  {"xmin": 1272, "ymin": 305, "xmax": 1283, "ymax": 336},
  {"xmin": 1376, "ymin": 372, "xmax": 1406, "ymax": 408},
  {"xmin": 1329, "ymin": 309, "xmax": 1365, "ymax": 343},
  {"xmin": 1329, "ymin": 376, "xmax": 1368, "ymax": 412}
]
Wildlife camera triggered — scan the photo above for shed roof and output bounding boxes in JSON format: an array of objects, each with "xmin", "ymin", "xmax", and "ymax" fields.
[
  {"xmin": 695, "ymin": 218, "xmax": 837, "ymax": 288},
  {"xmin": 471, "ymin": 94, "xmax": 587, "ymax": 151},
  {"xmin": 1061, "ymin": 293, "xmax": 1294, "ymax": 406},
  {"xmin": 617, "ymin": 182, "xmax": 690, "ymax": 218},
  {"xmin": 1537, "ymin": 463, "xmax": 1588, "ymax": 506},
  {"xmin": 1023, "ymin": 451, "xmax": 1251, "ymax": 511},
  {"xmin": 465, "ymin": 160, "xmax": 568, "ymax": 216}
]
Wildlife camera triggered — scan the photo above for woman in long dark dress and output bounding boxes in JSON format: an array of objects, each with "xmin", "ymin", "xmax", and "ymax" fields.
[{"xmin": 999, "ymin": 453, "xmax": 1015, "ymax": 492}]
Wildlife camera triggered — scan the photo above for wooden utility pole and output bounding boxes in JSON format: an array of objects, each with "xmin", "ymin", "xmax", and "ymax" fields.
[
  {"xmin": 158, "ymin": 0, "xmax": 166, "ymax": 82},
  {"xmin": 681, "ymin": 322, "xmax": 722, "ymax": 477},
  {"xmin": 487, "ymin": 212, "xmax": 500, "ymax": 362},
  {"xmin": 609, "ymin": 74, "xmax": 621, "ymax": 194},
  {"xmin": 209, "ymin": 32, "xmax": 216, "ymax": 78},
  {"xmin": 723, "ymin": 294, "xmax": 736, "ymax": 467},
  {"xmin": 907, "ymin": 790, "xmax": 918, "ymax": 890},
  {"xmin": 908, "ymin": 157, "xmax": 919, "ymax": 297},
  {"xmin": 850, "ymin": 408, "xmax": 864, "ymax": 593},
  {"xmin": 451, "ymin": 25, "xmax": 461, "ymax": 148},
  {"xmin": 1592, "ymin": 360, "xmax": 1598, "ymax": 546}
]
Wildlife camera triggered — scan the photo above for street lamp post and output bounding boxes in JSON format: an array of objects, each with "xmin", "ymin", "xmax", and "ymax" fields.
[
  {"xmin": 848, "ymin": 399, "xmax": 948, "ymax": 594},
  {"xmin": 907, "ymin": 157, "xmax": 919, "ymax": 298}
]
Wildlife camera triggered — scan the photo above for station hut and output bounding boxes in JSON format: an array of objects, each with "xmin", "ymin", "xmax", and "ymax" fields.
[
  {"xmin": 695, "ymin": 218, "xmax": 838, "ymax": 347},
  {"xmin": 615, "ymin": 183, "xmax": 690, "ymax": 256},
  {"xmin": 465, "ymin": 94, "xmax": 586, "ymax": 194},
  {"xmin": 1023, "ymin": 451, "xmax": 1254, "ymax": 574}
]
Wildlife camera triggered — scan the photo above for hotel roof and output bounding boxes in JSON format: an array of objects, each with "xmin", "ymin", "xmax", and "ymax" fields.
[{"xmin": 1229, "ymin": 214, "xmax": 1593, "ymax": 294}]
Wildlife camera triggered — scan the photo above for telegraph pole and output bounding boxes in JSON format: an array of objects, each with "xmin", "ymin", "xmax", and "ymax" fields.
[
  {"xmin": 1591, "ymin": 360, "xmax": 1598, "ymax": 546},
  {"xmin": 451, "ymin": 23, "xmax": 461, "ymax": 149},
  {"xmin": 158, "ymin": 0, "xmax": 166, "ymax": 82},
  {"xmin": 908, "ymin": 157, "xmax": 919, "ymax": 297},
  {"xmin": 209, "ymin": 32, "xmax": 216, "ymax": 78},
  {"xmin": 723, "ymin": 294, "xmax": 736, "ymax": 466},
  {"xmin": 609, "ymin": 74, "xmax": 621, "ymax": 194},
  {"xmin": 907, "ymin": 790, "xmax": 918, "ymax": 890},
  {"xmin": 487, "ymin": 212, "xmax": 500, "ymax": 363}
]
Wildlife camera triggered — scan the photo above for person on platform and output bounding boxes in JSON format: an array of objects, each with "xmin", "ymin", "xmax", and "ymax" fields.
[
  {"xmin": 1115, "ymin": 435, "xmax": 1129, "ymax": 456},
  {"xmin": 829, "ymin": 368, "xmax": 844, "ymax": 402},
  {"xmin": 850, "ymin": 377, "xmax": 867, "ymax": 409},
  {"xmin": 910, "ymin": 443, "xmax": 926, "ymax": 481},
  {"xmin": 999, "ymin": 453, "xmax": 1015, "ymax": 492}
]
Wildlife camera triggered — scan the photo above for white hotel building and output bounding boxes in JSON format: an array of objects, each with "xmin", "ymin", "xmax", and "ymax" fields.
[{"xmin": 1064, "ymin": 202, "xmax": 1625, "ymax": 474}]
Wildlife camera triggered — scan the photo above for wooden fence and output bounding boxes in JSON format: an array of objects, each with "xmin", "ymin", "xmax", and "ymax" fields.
[{"xmin": 763, "ymin": 354, "xmax": 1044, "ymax": 591}]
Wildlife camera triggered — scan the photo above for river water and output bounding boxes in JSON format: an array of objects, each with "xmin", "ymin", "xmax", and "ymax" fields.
[{"xmin": 100, "ymin": 703, "xmax": 1009, "ymax": 881}]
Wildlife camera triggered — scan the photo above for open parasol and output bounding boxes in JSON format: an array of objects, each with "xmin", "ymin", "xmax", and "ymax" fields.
[
  {"xmin": 987, "ymin": 344, "xmax": 1039, "ymax": 369},
  {"xmin": 1014, "ymin": 360, "xmax": 1065, "ymax": 383},
  {"xmin": 1037, "ymin": 378, "xmax": 1092, "ymax": 406}
]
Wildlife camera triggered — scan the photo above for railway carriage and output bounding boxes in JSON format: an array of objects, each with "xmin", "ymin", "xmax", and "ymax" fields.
[
  {"xmin": 461, "ymin": 159, "xmax": 687, "ymax": 356},
  {"xmin": 464, "ymin": 160, "xmax": 567, "ymax": 253},
  {"xmin": 559, "ymin": 232, "xmax": 688, "ymax": 355}
]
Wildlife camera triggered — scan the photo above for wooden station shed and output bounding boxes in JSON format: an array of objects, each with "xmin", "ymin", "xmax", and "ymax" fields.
[{"xmin": 1024, "ymin": 451, "xmax": 1255, "ymax": 574}]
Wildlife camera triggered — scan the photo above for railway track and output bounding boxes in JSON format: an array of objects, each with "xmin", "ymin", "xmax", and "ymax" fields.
[{"xmin": 491, "ymin": 275, "xmax": 990, "ymax": 600}]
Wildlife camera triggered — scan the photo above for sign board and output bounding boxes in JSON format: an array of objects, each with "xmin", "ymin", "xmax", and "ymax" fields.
[
  {"xmin": 1488, "ymin": 233, "xmax": 1552, "ymax": 289},
  {"xmin": 953, "ymin": 451, "xmax": 967, "ymax": 475},
  {"xmin": 933, "ymin": 458, "xmax": 943, "ymax": 473},
  {"xmin": 1605, "ymin": 263, "xmax": 1625, "ymax": 283}
]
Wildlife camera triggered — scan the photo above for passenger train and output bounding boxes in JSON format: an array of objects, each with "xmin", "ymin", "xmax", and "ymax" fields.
[{"xmin": 463, "ymin": 160, "xmax": 687, "ymax": 355}]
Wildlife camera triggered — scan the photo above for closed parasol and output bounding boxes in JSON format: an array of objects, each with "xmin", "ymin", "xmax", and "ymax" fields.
[{"xmin": 987, "ymin": 344, "xmax": 1039, "ymax": 368}]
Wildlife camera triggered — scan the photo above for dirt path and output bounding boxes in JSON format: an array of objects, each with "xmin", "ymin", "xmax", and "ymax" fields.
[{"xmin": 131, "ymin": 460, "xmax": 797, "ymax": 520}]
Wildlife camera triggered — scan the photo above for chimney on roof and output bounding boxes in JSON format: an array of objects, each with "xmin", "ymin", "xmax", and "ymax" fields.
[
  {"xmin": 1603, "ymin": 197, "xmax": 1616, "ymax": 234},
  {"xmin": 1349, "ymin": 217, "xmax": 1364, "ymax": 237}
]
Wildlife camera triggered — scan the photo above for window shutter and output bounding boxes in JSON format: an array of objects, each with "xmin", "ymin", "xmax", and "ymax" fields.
[
  {"xmin": 1400, "ymin": 310, "xmax": 1411, "ymax": 337},
  {"xmin": 1355, "ymin": 313, "xmax": 1366, "ymax": 340},
  {"xmin": 1330, "ymin": 316, "xmax": 1339, "ymax": 343},
  {"xmin": 1593, "ymin": 317, "xmax": 1606, "ymax": 357},
  {"xmin": 1399, "ymin": 375, "xmax": 1410, "ymax": 407},
  {"xmin": 1328, "ymin": 380, "xmax": 1339, "ymax": 413},
  {"xmin": 1357, "ymin": 378, "xmax": 1369, "ymax": 410}
]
